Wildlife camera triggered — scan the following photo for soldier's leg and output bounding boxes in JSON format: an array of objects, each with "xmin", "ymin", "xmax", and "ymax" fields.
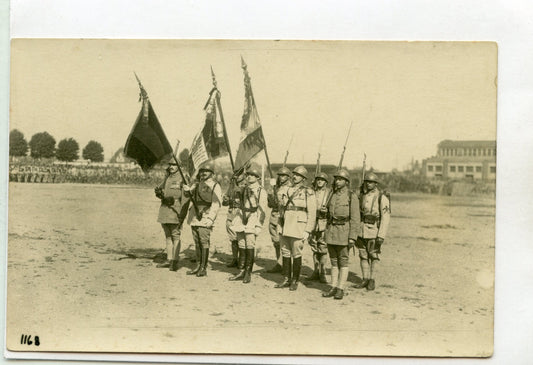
[
  {"xmin": 335, "ymin": 246, "xmax": 350, "ymax": 300},
  {"xmin": 229, "ymin": 232, "xmax": 246, "ymax": 281},
  {"xmin": 187, "ymin": 227, "xmax": 201, "ymax": 275},
  {"xmin": 243, "ymin": 233, "xmax": 256, "ymax": 284},
  {"xmin": 157, "ymin": 224, "xmax": 172, "ymax": 268},
  {"xmin": 317, "ymin": 233, "xmax": 329, "ymax": 283},
  {"xmin": 267, "ymin": 221, "xmax": 282, "ymax": 273},
  {"xmin": 196, "ymin": 227, "xmax": 211, "ymax": 277},
  {"xmin": 289, "ymin": 238, "xmax": 304, "ymax": 291},
  {"xmin": 226, "ymin": 219, "xmax": 239, "ymax": 267},
  {"xmin": 353, "ymin": 238, "xmax": 370, "ymax": 288},
  {"xmin": 323, "ymin": 244, "xmax": 339, "ymax": 297},
  {"xmin": 306, "ymin": 232, "xmax": 320, "ymax": 280},
  {"xmin": 169, "ymin": 224, "xmax": 181, "ymax": 271},
  {"xmin": 367, "ymin": 241, "xmax": 380, "ymax": 291},
  {"xmin": 275, "ymin": 236, "xmax": 292, "ymax": 288}
]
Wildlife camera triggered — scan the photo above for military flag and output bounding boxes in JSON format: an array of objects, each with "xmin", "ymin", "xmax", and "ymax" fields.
[
  {"xmin": 234, "ymin": 57, "xmax": 271, "ymax": 175},
  {"xmin": 188, "ymin": 73, "xmax": 231, "ymax": 174},
  {"xmin": 124, "ymin": 74, "xmax": 173, "ymax": 173}
]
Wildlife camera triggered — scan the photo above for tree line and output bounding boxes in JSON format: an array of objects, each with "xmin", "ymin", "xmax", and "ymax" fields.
[{"xmin": 9, "ymin": 129, "xmax": 104, "ymax": 162}]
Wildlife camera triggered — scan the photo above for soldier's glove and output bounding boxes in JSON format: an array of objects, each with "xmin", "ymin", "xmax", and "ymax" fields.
[
  {"xmin": 154, "ymin": 187, "xmax": 164, "ymax": 199},
  {"xmin": 162, "ymin": 196, "xmax": 175, "ymax": 206},
  {"xmin": 375, "ymin": 237, "xmax": 384, "ymax": 253}
]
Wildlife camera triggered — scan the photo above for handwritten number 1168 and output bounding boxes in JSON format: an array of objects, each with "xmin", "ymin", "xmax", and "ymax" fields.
[{"xmin": 20, "ymin": 334, "xmax": 40, "ymax": 346}]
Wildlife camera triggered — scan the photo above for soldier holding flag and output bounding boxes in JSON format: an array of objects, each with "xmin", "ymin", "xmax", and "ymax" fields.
[
  {"xmin": 184, "ymin": 161, "xmax": 223, "ymax": 277},
  {"xmin": 222, "ymin": 173, "xmax": 247, "ymax": 268}
]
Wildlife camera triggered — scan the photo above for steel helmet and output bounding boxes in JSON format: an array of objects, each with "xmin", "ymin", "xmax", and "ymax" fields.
[
  {"xmin": 292, "ymin": 165, "xmax": 308, "ymax": 179},
  {"xmin": 364, "ymin": 172, "xmax": 379, "ymax": 183},
  {"xmin": 314, "ymin": 172, "xmax": 329, "ymax": 182},
  {"xmin": 246, "ymin": 164, "xmax": 261, "ymax": 178},
  {"xmin": 235, "ymin": 173, "xmax": 246, "ymax": 183},
  {"xmin": 334, "ymin": 169, "xmax": 350, "ymax": 182},
  {"xmin": 198, "ymin": 161, "xmax": 215, "ymax": 173},
  {"xmin": 277, "ymin": 166, "xmax": 291, "ymax": 176}
]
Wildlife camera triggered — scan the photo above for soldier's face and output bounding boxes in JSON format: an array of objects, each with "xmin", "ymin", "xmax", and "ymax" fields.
[
  {"xmin": 335, "ymin": 177, "xmax": 347, "ymax": 189},
  {"xmin": 292, "ymin": 173, "xmax": 304, "ymax": 185},
  {"xmin": 167, "ymin": 165, "xmax": 178, "ymax": 174},
  {"xmin": 278, "ymin": 174, "xmax": 289, "ymax": 184},
  {"xmin": 365, "ymin": 181, "xmax": 377, "ymax": 190},
  {"xmin": 315, "ymin": 179, "xmax": 327, "ymax": 188},
  {"xmin": 199, "ymin": 170, "xmax": 212, "ymax": 181},
  {"xmin": 237, "ymin": 179, "xmax": 247, "ymax": 188},
  {"xmin": 246, "ymin": 173, "xmax": 258, "ymax": 184}
]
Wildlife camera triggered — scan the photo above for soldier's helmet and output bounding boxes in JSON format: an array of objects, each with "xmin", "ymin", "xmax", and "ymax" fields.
[
  {"xmin": 246, "ymin": 164, "xmax": 261, "ymax": 179},
  {"xmin": 235, "ymin": 173, "xmax": 246, "ymax": 183},
  {"xmin": 314, "ymin": 172, "xmax": 329, "ymax": 182},
  {"xmin": 277, "ymin": 166, "xmax": 291, "ymax": 176},
  {"xmin": 334, "ymin": 169, "xmax": 350, "ymax": 182},
  {"xmin": 199, "ymin": 161, "xmax": 215, "ymax": 173},
  {"xmin": 364, "ymin": 172, "xmax": 379, "ymax": 183},
  {"xmin": 292, "ymin": 165, "xmax": 308, "ymax": 179}
]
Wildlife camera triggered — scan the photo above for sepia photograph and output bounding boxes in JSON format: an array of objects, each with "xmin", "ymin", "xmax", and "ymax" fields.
[{"xmin": 6, "ymin": 39, "xmax": 497, "ymax": 357}]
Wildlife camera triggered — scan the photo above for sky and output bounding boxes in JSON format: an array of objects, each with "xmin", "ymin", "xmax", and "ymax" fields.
[{"xmin": 10, "ymin": 40, "xmax": 497, "ymax": 172}]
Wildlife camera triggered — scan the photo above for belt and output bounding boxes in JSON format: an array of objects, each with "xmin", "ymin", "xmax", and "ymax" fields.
[
  {"xmin": 328, "ymin": 216, "xmax": 349, "ymax": 225},
  {"xmin": 271, "ymin": 209, "xmax": 279, "ymax": 213},
  {"xmin": 242, "ymin": 207, "xmax": 258, "ymax": 213},
  {"xmin": 285, "ymin": 206, "xmax": 307, "ymax": 212},
  {"xmin": 362, "ymin": 215, "xmax": 379, "ymax": 224}
]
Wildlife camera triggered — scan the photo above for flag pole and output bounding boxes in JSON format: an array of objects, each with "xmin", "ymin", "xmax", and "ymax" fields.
[
  {"xmin": 241, "ymin": 56, "xmax": 273, "ymax": 178},
  {"xmin": 210, "ymin": 66, "xmax": 235, "ymax": 171}
]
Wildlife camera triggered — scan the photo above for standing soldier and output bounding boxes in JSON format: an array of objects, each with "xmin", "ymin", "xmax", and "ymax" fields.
[
  {"xmin": 275, "ymin": 166, "xmax": 316, "ymax": 291},
  {"xmin": 184, "ymin": 161, "xmax": 223, "ymax": 277},
  {"xmin": 322, "ymin": 169, "xmax": 360, "ymax": 300},
  {"xmin": 266, "ymin": 166, "xmax": 292, "ymax": 273},
  {"xmin": 353, "ymin": 172, "xmax": 390, "ymax": 291},
  {"xmin": 154, "ymin": 161, "xmax": 190, "ymax": 271},
  {"xmin": 229, "ymin": 164, "xmax": 268, "ymax": 283},
  {"xmin": 307, "ymin": 172, "xmax": 332, "ymax": 283},
  {"xmin": 222, "ymin": 173, "xmax": 247, "ymax": 268}
]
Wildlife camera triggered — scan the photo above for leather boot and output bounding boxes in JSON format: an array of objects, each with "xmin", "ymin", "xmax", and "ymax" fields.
[
  {"xmin": 275, "ymin": 257, "xmax": 292, "ymax": 288},
  {"xmin": 267, "ymin": 245, "xmax": 282, "ymax": 273},
  {"xmin": 290, "ymin": 257, "xmax": 302, "ymax": 291},
  {"xmin": 229, "ymin": 248, "xmax": 247, "ymax": 281},
  {"xmin": 307, "ymin": 260, "xmax": 320, "ymax": 281},
  {"xmin": 187, "ymin": 246, "xmax": 201, "ymax": 275},
  {"xmin": 196, "ymin": 248, "xmax": 209, "ymax": 277},
  {"xmin": 226, "ymin": 240, "xmax": 239, "ymax": 267},
  {"xmin": 243, "ymin": 248, "xmax": 255, "ymax": 284},
  {"xmin": 319, "ymin": 265, "xmax": 328, "ymax": 283},
  {"xmin": 169, "ymin": 259, "xmax": 178, "ymax": 272}
]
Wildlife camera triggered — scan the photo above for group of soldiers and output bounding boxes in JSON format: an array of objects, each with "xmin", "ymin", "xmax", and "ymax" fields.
[{"xmin": 153, "ymin": 159, "xmax": 390, "ymax": 300}]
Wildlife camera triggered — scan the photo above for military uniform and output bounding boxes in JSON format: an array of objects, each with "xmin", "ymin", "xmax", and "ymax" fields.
[
  {"xmin": 222, "ymin": 174, "xmax": 246, "ymax": 268},
  {"xmin": 155, "ymin": 167, "xmax": 189, "ymax": 271},
  {"xmin": 354, "ymin": 173, "xmax": 391, "ymax": 291},
  {"xmin": 229, "ymin": 167, "xmax": 268, "ymax": 283},
  {"xmin": 266, "ymin": 167, "xmax": 292, "ymax": 273},
  {"xmin": 185, "ymin": 163, "xmax": 223, "ymax": 277},
  {"xmin": 322, "ymin": 169, "xmax": 360, "ymax": 300},
  {"xmin": 276, "ymin": 166, "xmax": 316, "ymax": 291},
  {"xmin": 307, "ymin": 173, "xmax": 332, "ymax": 283}
]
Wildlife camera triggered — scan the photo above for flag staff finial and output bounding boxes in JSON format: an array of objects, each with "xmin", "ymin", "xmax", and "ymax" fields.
[
  {"xmin": 210, "ymin": 65, "xmax": 217, "ymax": 89},
  {"xmin": 133, "ymin": 71, "xmax": 148, "ymax": 101}
]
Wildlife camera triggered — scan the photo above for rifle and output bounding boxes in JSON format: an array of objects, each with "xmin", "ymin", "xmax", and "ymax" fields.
[
  {"xmin": 315, "ymin": 134, "xmax": 324, "ymax": 177},
  {"xmin": 337, "ymin": 121, "xmax": 353, "ymax": 170},
  {"xmin": 282, "ymin": 134, "xmax": 294, "ymax": 167},
  {"xmin": 361, "ymin": 153, "xmax": 367, "ymax": 192}
]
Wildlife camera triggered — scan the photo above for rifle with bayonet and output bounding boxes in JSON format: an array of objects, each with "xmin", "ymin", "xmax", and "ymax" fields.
[
  {"xmin": 337, "ymin": 121, "xmax": 353, "ymax": 170},
  {"xmin": 282, "ymin": 134, "xmax": 294, "ymax": 168}
]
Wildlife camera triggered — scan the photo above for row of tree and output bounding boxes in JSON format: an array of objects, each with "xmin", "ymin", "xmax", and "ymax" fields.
[{"xmin": 9, "ymin": 129, "xmax": 104, "ymax": 162}]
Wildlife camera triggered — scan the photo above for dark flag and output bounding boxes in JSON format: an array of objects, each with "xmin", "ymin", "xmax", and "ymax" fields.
[
  {"xmin": 188, "ymin": 85, "xmax": 229, "ymax": 174},
  {"xmin": 124, "ymin": 76, "xmax": 173, "ymax": 173},
  {"xmin": 234, "ymin": 57, "xmax": 266, "ymax": 172}
]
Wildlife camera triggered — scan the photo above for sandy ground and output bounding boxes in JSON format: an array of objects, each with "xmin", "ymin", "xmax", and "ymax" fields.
[{"xmin": 6, "ymin": 183, "xmax": 494, "ymax": 356}]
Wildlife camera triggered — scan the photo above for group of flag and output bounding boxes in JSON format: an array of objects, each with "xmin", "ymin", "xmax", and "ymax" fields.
[{"xmin": 123, "ymin": 57, "xmax": 267, "ymax": 181}]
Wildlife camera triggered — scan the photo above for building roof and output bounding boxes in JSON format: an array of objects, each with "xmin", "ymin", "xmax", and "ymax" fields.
[{"xmin": 437, "ymin": 140, "xmax": 496, "ymax": 148}]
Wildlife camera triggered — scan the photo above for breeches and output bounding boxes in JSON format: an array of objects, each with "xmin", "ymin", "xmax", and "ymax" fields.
[
  {"xmin": 356, "ymin": 237, "xmax": 380, "ymax": 260},
  {"xmin": 280, "ymin": 236, "xmax": 304, "ymax": 258},
  {"xmin": 269, "ymin": 221, "xmax": 280, "ymax": 245},
  {"xmin": 327, "ymin": 244, "xmax": 349, "ymax": 268},
  {"xmin": 161, "ymin": 223, "xmax": 181, "ymax": 241},
  {"xmin": 192, "ymin": 226, "xmax": 212, "ymax": 249},
  {"xmin": 308, "ymin": 231, "xmax": 328, "ymax": 254},
  {"xmin": 226, "ymin": 219, "xmax": 237, "ymax": 241},
  {"xmin": 237, "ymin": 231, "xmax": 256, "ymax": 249}
]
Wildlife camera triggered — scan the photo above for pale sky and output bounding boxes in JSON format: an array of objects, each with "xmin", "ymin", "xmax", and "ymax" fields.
[{"xmin": 10, "ymin": 40, "xmax": 497, "ymax": 171}]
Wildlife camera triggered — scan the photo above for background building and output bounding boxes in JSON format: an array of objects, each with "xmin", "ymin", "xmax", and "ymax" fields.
[{"xmin": 423, "ymin": 140, "xmax": 496, "ymax": 181}]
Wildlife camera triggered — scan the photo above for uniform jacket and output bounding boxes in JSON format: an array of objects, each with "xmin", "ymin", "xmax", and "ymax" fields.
[
  {"xmin": 268, "ymin": 181, "xmax": 291, "ymax": 224},
  {"xmin": 313, "ymin": 186, "xmax": 332, "ymax": 232},
  {"xmin": 157, "ymin": 173, "xmax": 189, "ymax": 224},
  {"xmin": 186, "ymin": 178, "xmax": 223, "ymax": 227},
  {"xmin": 279, "ymin": 183, "xmax": 317, "ymax": 239},
  {"xmin": 324, "ymin": 186, "xmax": 360, "ymax": 246},
  {"xmin": 231, "ymin": 181, "xmax": 268, "ymax": 234},
  {"xmin": 360, "ymin": 188, "xmax": 390, "ymax": 239},
  {"xmin": 223, "ymin": 182, "xmax": 244, "ymax": 223}
]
